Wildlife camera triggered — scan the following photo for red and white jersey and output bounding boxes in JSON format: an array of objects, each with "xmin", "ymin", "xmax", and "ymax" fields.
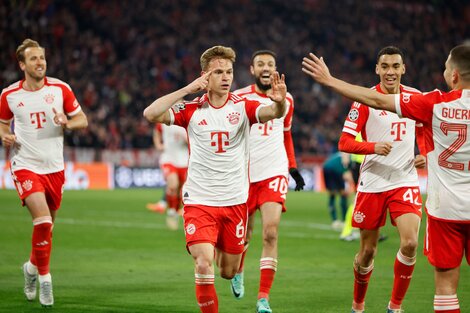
[
  {"xmin": 234, "ymin": 84, "xmax": 293, "ymax": 182},
  {"xmin": 169, "ymin": 93, "xmax": 262, "ymax": 206},
  {"xmin": 342, "ymin": 84, "xmax": 421, "ymax": 192},
  {"xmin": 395, "ymin": 89, "xmax": 470, "ymax": 222},
  {"xmin": 0, "ymin": 77, "xmax": 82, "ymax": 174},
  {"xmin": 156, "ymin": 124, "xmax": 189, "ymax": 168}
]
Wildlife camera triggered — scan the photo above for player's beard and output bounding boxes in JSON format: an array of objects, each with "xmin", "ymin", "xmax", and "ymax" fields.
[
  {"xmin": 255, "ymin": 77, "xmax": 271, "ymax": 92},
  {"xmin": 27, "ymin": 67, "xmax": 46, "ymax": 81}
]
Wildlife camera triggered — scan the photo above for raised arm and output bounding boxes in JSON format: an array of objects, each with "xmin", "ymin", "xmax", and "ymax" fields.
[
  {"xmin": 302, "ymin": 53, "xmax": 396, "ymax": 112},
  {"xmin": 143, "ymin": 71, "xmax": 212, "ymax": 124},
  {"xmin": 258, "ymin": 71, "xmax": 287, "ymax": 123}
]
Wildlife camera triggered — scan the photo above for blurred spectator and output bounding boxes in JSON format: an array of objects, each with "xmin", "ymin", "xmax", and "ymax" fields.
[{"xmin": 1, "ymin": 0, "xmax": 468, "ymax": 157}]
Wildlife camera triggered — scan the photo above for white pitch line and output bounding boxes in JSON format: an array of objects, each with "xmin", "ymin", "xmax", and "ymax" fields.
[{"xmin": 3, "ymin": 215, "xmax": 340, "ymax": 239}]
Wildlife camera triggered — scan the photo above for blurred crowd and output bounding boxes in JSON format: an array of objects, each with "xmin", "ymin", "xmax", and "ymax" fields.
[{"xmin": 1, "ymin": 0, "xmax": 469, "ymax": 156}]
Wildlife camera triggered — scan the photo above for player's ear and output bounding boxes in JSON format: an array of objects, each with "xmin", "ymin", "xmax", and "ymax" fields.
[
  {"xmin": 452, "ymin": 69, "xmax": 459, "ymax": 85},
  {"xmin": 19, "ymin": 61, "xmax": 26, "ymax": 71},
  {"xmin": 402, "ymin": 64, "xmax": 406, "ymax": 75},
  {"xmin": 250, "ymin": 65, "xmax": 255, "ymax": 76},
  {"xmin": 375, "ymin": 64, "xmax": 379, "ymax": 75}
]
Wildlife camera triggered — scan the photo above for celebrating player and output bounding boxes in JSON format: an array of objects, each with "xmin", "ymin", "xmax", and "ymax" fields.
[
  {"xmin": 0, "ymin": 39, "xmax": 88, "ymax": 307},
  {"xmin": 336, "ymin": 46, "xmax": 426, "ymax": 313},
  {"xmin": 303, "ymin": 44, "xmax": 470, "ymax": 313},
  {"xmin": 229, "ymin": 50, "xmax": 304, "ymax": 313},
  {"xmin": 143, "ymin": 45, "xmax": 287, "ymax": 313}
]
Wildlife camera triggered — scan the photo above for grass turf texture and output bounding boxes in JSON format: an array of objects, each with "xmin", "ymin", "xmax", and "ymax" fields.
[{"xmin": 0, "ymin": 189, "xmax": 468, "ymax": 312}]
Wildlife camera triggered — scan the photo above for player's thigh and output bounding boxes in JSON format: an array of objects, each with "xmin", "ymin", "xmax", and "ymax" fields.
[
  {"xmin": 24, "ymin": 192, "xmax": 51, "ymax": 219},
  {"xmin": 434, "ymin": 267, "xmax": 460, "ymax": 295},
  {"xmin": 394, "ymin": 213, "xmax": 421, "ymax": 243},
  {"xmin": 183, "ymin": 205, "xmax": 219, "ymax": 249},
  {"xmin": 42, "ymin": 170, "xmax": 65, "ymax": 211},
  {"xmin": 388, "ymin": 186, "xmax": 422, "ymax": 227},
  {"xmin": 217, "ymin": 204, "xmax": 248, "ymax": 255},
  {"xmin": 216, "ymin": 249, "xmax": 242, "ymax": 275},
  {"xmin": 425, "ymin": 217, "xmax": 465, "ymax": 269},
  {"xmin": 352, "ymin": 192, "xmax": 387, "ymax": 229},
  {"xmin": 166, "ymin": 172, "xmax": 179, "ymax": 190},
  {"xmin": 260, "ymin": 202, "xmax": 282, "ymax": 230}
]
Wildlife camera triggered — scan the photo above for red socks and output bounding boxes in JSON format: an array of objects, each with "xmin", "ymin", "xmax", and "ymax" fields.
[
  {"xmin": 166, "ymin": 194, "xmax": 179, "ymax": 211},
  {"xmin": 195, "ymin": 274, "xmax": 217, "ymax": 313},
  {"xmin": 258, "ymin": 257, "xmax": 277, "ymax": 299},
  {"xmin": 31, "ymin": 216, "xmax": 53, "ymax": 275},
  {"xmin": 389, "ymin": 250, "xmax": 416, "ymax": 309},
  {"xmin": 434, "ymin": 295, "xmax": 460, "ymax": 312},
  {"xmin": 352, "ymin": 259, "xmax": 374, "ymax": 311}
]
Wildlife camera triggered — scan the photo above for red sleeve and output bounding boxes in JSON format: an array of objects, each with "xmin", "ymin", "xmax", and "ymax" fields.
[
  {"xmin": 155, "ymin": 123, "xmax": 163, "ymax": 133},
  {"xmin": 341, "ymin": 102, "xmax": 369, "ymax": 138},
  {"xmin": 171, "ymin": 102, "xmax": 198, "ymax": 129},
  {"xmin": 338, "ymin": 132, "xmax": 375, "ymax": 154},
  {"xmin": 415, "ymin": 124, "xmax": 427, "ymax": 155},
  {"xmin": 59, "ymin": 85, "xmax": 80, "ymax": 115},
  {"xmin": 283, "ymin": 97, "xmax": 294, "ymax": 130},
  {"xmin": 0, "ymin": 91, "xmax": 13, "ymax": 121},
  {"xmin": 398, "ymin": 91, "xmax": 438, "ymax": 124},
  {"xmin": 244, "ymin": 99, "xmax": 262, "ymax": 126},
  {"xmin": 283, "ymin": 130, "xmax": 297, "ymax": 168}
]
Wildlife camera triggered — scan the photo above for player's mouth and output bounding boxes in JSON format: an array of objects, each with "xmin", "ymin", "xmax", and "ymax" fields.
[
  {"xmin": 260, "ymin": 73, "xmax": 271, "ymax": 84},
  {"xmin": 384, "ymin": 76, "xmax": 396, "ymax": 84}
]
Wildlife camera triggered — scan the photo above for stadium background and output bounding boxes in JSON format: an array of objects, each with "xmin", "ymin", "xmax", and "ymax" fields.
[
  {"xmin": 1, "ymin": 1, "xmax": 470, "ymax": 312},
  {"xmin": 2, "ymin": 0, "xmax": 468, "ymax": 191}
]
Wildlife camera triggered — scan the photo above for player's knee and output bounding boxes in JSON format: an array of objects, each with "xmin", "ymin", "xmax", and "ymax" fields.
[
  {"xmin": 262, "ymin": 225, "xmax": 278, "ymax": 247},
  {"xmin": 194, "ymin": 258, "xmax": 212, "ymax": 275},
  {"xmin": 219, "ymin": 266, "xmax": 237, "ymax": 279},
  {"xmin": 360, "ymin": 246, "xmax": 377, "ymax": 262},
  {"xmin": 400, "ymin": 238, "xmax": 418, "ymax": 256}
]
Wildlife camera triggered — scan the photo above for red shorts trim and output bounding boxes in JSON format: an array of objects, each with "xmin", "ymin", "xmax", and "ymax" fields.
[
  {"xmin": 352, "ymin": 186, "xmax": 422, "ymax": 229},
  {"xmin": 183, "ymin": 204, "xmax": 248, "ymax": 254},
  {"xmin": 11, "ymin": 169, "xmax": 65, "ymax": 211},
  {"xmin": 247, "ymin": 175, "xmax": 287, "ymax": 216},
  {"xmin": 161, "ymin": 163, "xmax": 187, "ymax": 183},
  {"xmin": 424, "ymin": 216, "xmax": 470, "ymax": 269}
]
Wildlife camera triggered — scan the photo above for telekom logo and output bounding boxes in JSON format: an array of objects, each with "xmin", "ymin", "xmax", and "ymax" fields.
[
  {"xmin": 258, "ymin": 120, "xmax": 273, "ymax": 136},
  {"xmin": 391, "ymin": 121, "xmax": 407, "ymax": 141},
  {"xmin": 210, "ymin": 131, "xmax": 229, "ymax": 153},
  {"xmin": 30, "ymin": 112, "xmax": 47, "ymax": 129}
]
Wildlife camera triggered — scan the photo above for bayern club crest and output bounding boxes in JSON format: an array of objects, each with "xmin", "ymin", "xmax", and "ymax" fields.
[
  {"xmin": 22, "ymin": 180, "xmax": 33, "ymax": 191},
  {"xmin": 186, "ymin": 223, "xmax": 196, "ymax": 235},
  {"xmin": 353, "ymin": 211, "xmax": 365, "ymax": 223},
  {"xmin": 44, "ymin": 94, "xmax": 55, "ymax": 104},
  {"xmin": 226, "ymin": 112, "xmax": 240, "ymax": 125}
]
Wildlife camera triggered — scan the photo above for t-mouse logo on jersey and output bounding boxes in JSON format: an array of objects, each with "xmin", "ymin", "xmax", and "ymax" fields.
[
  {"xmin": 210, "ymin": 131, "xmax": 229, "ymax": 153},
  {"xmin": 226, "ymin": 112, "xmax": 240, "ymax": 125}
]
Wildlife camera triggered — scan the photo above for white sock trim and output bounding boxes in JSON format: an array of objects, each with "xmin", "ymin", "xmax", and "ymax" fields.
[
  {"xmin": 397, "ymin": 250, "xmax": 416, "ymax": 266},
  {"xmin": 434, "ymin": 294, "xmax": 459, "ymax": 311},
  {"xmin": 33, "ymin": 216, "xmax": 53, "ymax": 226},
  {"xmin": 38, "ymin": 273, "xmax": 52, "ymax": 283}
]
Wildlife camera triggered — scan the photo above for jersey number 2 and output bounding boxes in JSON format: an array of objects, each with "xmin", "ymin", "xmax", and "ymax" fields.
[{"xmin": 438, "ymin": 122, "xmax": 467, "ymax": 171}]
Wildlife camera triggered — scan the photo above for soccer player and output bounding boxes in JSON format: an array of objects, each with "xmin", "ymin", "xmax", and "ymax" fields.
[
  {"xmin": 322, "ymin": 151, "xmax": 350, "ymax": 231},
  {"xmin": 332, "ymin": 46, "xmax": 427, "ymax": 313},
  {"xmin": 0, "ymin": 39, "xmax": 88, "ymax": 307},
  {"xmin": 229, "ymin": 50, "xmax": 304, "ymax": 313},
  {"xmin": 302, "ymin": 44, "xmax": 470, "ymax": 313},
  {"xmin": 143, "ymin": 45, "xmax": 287, "ymax": 313},
  {"xmin": 146, "ymin": 123, "xmax": 188, "ymax": 230}
]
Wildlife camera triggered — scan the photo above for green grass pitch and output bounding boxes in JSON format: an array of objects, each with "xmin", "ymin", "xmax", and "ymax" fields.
[{"xmin": 0, "ymin": 189, "xmax": 468, "ymax": 312}]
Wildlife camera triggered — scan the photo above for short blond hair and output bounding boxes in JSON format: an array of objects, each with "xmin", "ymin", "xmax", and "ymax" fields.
[
  {"xmin": 16, "ymin": 39, "xmax": 44, "ymax": 63},
  {"xmin": 200, "ymin": 46, "xmax": 236, "ymax": 71}
]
